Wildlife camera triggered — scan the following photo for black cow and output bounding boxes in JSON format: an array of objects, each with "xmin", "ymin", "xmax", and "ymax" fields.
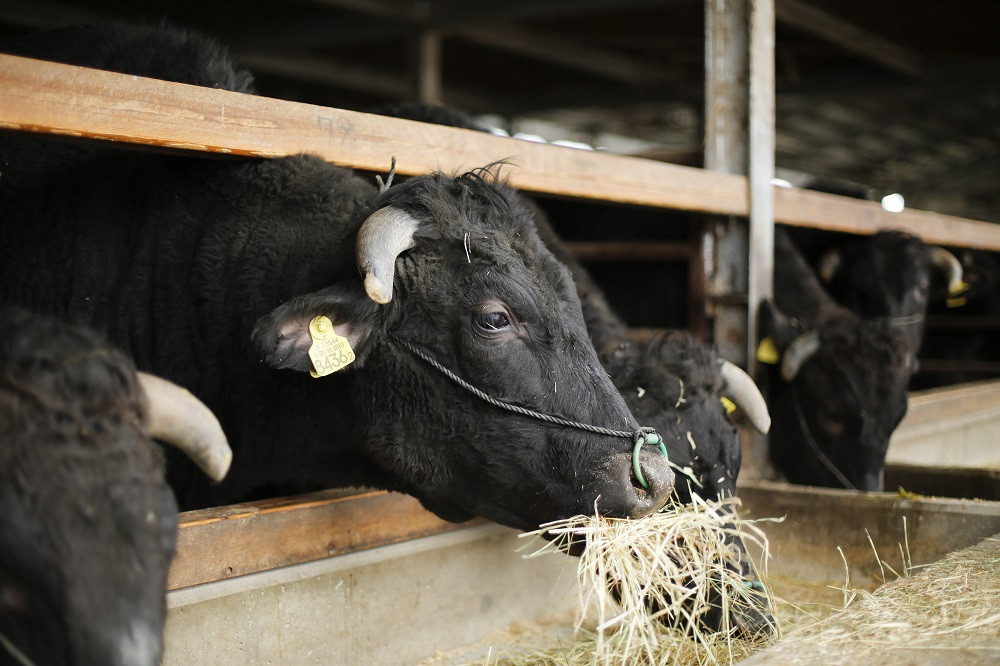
[
  {"xmin": 0, "ymin": 23, "xmax": 675, "ymax": 529},
  {"xmin": 367, "ymin": 100, "xmax": 774, "ymax": 635},
  {"xmin": 816, "ymin": 230, "xmax": 964, "ymax": 356},
  {"xmin": 916, "ymin": 247, "xmax": 1000, "ymax": 388},
  {"xmin": 366, "ymin": 102, "xmax": 770, "ymax": 504},
  {"xmin": 0, "ymin": 307, "xmax": 229, "ymax": 666},
  {"xmin": 761, "ymin": 229, "xmax": 912, "ymax": 491}
]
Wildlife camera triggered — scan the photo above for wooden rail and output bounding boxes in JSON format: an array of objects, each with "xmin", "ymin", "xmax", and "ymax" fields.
[
  {"xmin": 167, "ymin": 489, "xmax": 473, "ymax": 591},
  {"xmin": 2, "ymin": 54, "xmax": 998, "ymax": 251}
]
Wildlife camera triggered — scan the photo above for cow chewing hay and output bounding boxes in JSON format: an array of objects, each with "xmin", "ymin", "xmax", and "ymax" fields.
[{"xmin": 511, "ymin": 496, "xmax": 781, "ymax": 665}]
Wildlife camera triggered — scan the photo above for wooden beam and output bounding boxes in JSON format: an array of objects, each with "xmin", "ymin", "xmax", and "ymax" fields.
[
  {"xmin": 2, "ymin": 55, "xmax": 998, "ymax": 250},
  {"xmin": 168, "ymin": 489, "xmax": 472, "ymax": 590},
  {"xmin": 772, "ymin": 187, "xmax": 1000, "ymax": 251},
  {"xmin": 775, "ymin": 0, "xmax": 925, "ymax": 79},
  {"xmin": 0, "ymin": 54, "xmax": 749, "ymax": 213}
]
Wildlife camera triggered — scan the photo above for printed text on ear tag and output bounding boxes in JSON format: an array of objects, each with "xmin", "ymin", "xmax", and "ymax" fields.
[
  {"xmin": 308, "ymin": 315, "xmax": 355, "ymax": 378},
  {"xmin": 756, "ymin": 337, "xmax": 780, "ymax": 365}
]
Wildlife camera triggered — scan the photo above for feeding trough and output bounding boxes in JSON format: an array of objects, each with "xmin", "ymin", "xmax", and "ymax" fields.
[{"xmin": 163, "ymin": 481, "xmax": 1000, "ymax": 664}]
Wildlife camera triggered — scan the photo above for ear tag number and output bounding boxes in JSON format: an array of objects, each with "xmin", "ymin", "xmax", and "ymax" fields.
[
  {"xmin": 308, "ymin": 315, "xmax": 355, "ymax": 378},
  {"xmin": 756, "ymin": 337, "xmax": 780, "ymax": 365}
]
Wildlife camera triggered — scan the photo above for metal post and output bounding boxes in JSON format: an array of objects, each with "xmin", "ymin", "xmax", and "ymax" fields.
[
  {"xmin": 704, "ymin": 0, "xmax": 749, "ymax": 367},
  {"xmin": 748, "ymin": 0, "xmax": 775, "ymax": 376}
]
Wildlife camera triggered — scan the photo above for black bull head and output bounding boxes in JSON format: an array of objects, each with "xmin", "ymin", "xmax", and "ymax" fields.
[{"xmin": 252, "ymin": 169, "xmax": 676, "ymax": 530}]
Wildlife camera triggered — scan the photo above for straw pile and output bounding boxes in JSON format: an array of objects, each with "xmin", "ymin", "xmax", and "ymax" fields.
[
  {"xmin": 741, "ymin": 534, "xmax": 1000, "ymax": 664},
  {"xmin": 503, "ymin": 495, "xmax": 779, "ymax": 665}
]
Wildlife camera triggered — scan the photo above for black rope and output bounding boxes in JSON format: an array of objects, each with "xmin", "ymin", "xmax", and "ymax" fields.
[
  {"xmin": 792, "ymin": 389, "xmax": 857, "ymax": 491},
  {"xmin": 393, "ymin": 337, "xmax": 655, "ymax": 443}
]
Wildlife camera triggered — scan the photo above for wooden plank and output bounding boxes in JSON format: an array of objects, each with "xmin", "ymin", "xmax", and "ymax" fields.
[
  {"xmin": 0, "ymin": 54, "xmax": 748, "ymax": 214},
  {"xmin": 774, "ymin": 184, "xmax": 1000, "ymax": 252},
  {"xmin": 1, "ymin": 54, "xmax": 997, "ymax": 249},
  {"xmin": 167, "ymin": 489, "xmax": 474, "ymax": 591}
]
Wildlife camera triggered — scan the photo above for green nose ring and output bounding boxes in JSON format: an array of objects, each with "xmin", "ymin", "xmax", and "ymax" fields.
[{"xmin": 632, "ymin": 432, "xmax": 668, "ymax": 490}]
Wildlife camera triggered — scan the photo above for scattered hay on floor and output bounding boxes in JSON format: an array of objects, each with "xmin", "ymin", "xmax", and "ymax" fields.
[
  {"xmin": 501, "ymin": 495, "xmax": 781, "ymax": 666},
  {"xmin": 755, "ymin": 535, "xmax": 1000, "ymax": 664}
]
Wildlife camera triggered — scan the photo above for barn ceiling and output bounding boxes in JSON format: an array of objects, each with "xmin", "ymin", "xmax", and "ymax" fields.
[{"xmin": 1, "ymin": 0, "xmax": 998, "ymax": 222}]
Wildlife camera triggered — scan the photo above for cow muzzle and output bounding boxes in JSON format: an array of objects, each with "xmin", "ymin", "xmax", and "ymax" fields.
[{"xmin": 596, "ymin": 445, "xmax": 676, "ymax": 520}]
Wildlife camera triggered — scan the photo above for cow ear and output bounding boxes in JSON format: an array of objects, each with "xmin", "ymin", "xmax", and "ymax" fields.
[
  {"xmin": 757, "ymin": 299, "xmax": 799, "ymax": 351},
  {"xmin": 252, "ymin": 282, "xmax": 383, "ymax": 373}
]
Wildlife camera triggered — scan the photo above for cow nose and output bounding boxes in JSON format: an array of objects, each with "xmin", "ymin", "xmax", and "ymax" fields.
[
  {"xmin": 597, "ymin": 448, "xmax": 675, "ymax": 519},
  {"xmin": 630, "ymin": 447, "xmax": 676, "ymax": 517}
]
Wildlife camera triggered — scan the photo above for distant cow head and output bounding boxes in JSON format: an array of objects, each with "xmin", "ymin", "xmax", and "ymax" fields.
[
  {"xmin": 759, "ymin": 300, "xmax": 911, "ymax": 491},
  {"xmin": 817, "ymin": 230, "xmax": 963, "ymax": 353},
  {"xmin": 0, "ymin": 308, "xmax": 229, "ymax": 666},
  {"xmin": 253, "ymin": 168, "xmax": 675, "ymax": 530},
  {"xmin": 601, "ymin": 332, "xmax": 770, "ymax": 504}
]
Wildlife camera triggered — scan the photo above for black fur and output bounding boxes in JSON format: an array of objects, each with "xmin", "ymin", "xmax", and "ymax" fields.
[
  {"xmin": 0, "ymin": 308, "xmax": 176, "ymax": 666},
  {"xmin": 763, "ymin": 229, "xmax": 911, "ymax": 490},
  {"xmin": 0, "ymin": 24, "xmax": 676, "ymax": 529},
  {"xmin": 822, "ymin": 230, "xmax": 947, "ymax": 352}
]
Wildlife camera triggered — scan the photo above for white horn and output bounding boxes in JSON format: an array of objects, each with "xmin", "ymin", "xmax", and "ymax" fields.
[
  {"xmin": 137, "ymin": 373, "xmax": 232, "ymax": 482},
  {"xmin": 355, "ymin": 206, "xmax": 420, "ymax": 304},
  {"xmin": 930, "ymin": 247, "xmax": 963, "ymax": 296},
  {"xmin": 780, "ymin": 331, "xmax": 821, "ymax": 382},
  {"xmin": 719, "ymin": 360, "xmax": 771, "ymax": 434}
]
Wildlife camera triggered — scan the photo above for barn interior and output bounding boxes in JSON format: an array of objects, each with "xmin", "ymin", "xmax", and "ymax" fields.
[
  {"xmin": 1, "ymin": 1, "xmax": 999, "ymax": 663},
  {"xmin": 1, "ymin": 0, "xmax": 996, "ymax": 380}
]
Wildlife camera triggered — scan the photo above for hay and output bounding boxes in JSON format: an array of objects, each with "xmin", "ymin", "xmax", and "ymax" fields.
[
  {"xmin": 749, "ymin": 535, "xmax": 1000, "ymax": 664},
  {"xmin": 503, "ymin": 495, "xmax": 780, "ymax": 665}
]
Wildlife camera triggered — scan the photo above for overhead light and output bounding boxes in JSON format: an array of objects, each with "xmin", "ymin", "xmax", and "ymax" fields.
[{"xmin": 881, "ymin": 193, "xmax": 905, "ymax": 213}]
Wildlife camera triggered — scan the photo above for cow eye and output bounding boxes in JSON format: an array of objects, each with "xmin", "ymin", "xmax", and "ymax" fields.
[{"xmin": 474, "ymin": 311, "xmax": 511, "ymax": 333}]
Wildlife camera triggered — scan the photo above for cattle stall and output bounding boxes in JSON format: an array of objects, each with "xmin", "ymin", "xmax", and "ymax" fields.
[{"xmin": 2, "ymin": 2, "xmax": 999, "ymax": 664}]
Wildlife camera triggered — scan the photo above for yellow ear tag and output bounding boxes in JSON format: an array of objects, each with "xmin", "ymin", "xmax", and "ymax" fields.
[
  {"xmin": 949, "ymin": 280, "xmax": 970, "ymax": 297},
  {"xmin": 720, "ymin": 396, "xmax": 737, "ymax": 414},
  {"xmin": 307, "ymin": 315, "xmax": 355, "ymax": 378},
  {"xmin": 946, "ymin": 295, "xmax": 967, "ymax": 308},
  {"xmin": 756, "ymin": 337, "xmax": 780, "ymax": 365}
]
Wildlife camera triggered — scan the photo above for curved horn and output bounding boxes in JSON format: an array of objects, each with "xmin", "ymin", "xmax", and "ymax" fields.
[
  {"xmin": 780, "ymin": 330, "xmax": 821, "ymax": 382},
  {"xmin": 817, "ymin": 248, "xmax": 842, "ymax": 283},
  {"xmin": 137, "ymin": 373, "xmax": 232, "ymax": 482},
  {"xmin": 718, "ymin": 360, "xmax": 771, "ymax": 434},
  {"xmin": 930, "ymin": 247, "xmax": 964, "ymax": 295},
  {"xmin": 355, "ymin": 206, "xmax": 420, "ymax": 304}
]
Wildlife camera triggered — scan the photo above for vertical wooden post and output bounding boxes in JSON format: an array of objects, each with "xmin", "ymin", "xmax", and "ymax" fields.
[
  {"xmin": 416, "ymin": 30, "xmax": 442, "ymax": 104},
  {"xmin": 748, "ymin": 0, "xmax": 775, "ymax": 376},
  {"xmin": 704, "ymin": 0, "xmax": 749, "ymax": 367},
  {"xmin": 705, "ymin": 0, "xmax": 776, "ymax": 480}
]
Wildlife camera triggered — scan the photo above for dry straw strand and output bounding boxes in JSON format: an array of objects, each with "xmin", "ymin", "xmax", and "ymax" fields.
[{"xmin": 514, "ymin": 495, "xmax": 781, "ymax": 665}]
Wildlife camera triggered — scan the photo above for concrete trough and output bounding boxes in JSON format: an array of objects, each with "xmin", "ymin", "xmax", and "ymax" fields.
[{"xmin": 162, "ymin": 481, "xmax": 1000, "ymax": 664}]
